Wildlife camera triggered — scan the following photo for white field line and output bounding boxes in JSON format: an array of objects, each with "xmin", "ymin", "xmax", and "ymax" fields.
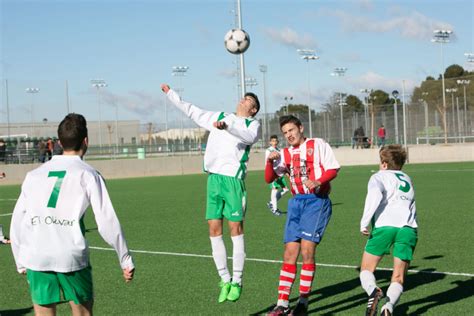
[
  {"xmin": 89, "ymin": 246, "xmax": 474, "ymax": 278},
  {"xmin": 0, "ymin": 199, "xmax": 17, "ymax": 201},
  {"xmin": 0, "ymin": 213, "xmax": 13, "ymax": 217}
]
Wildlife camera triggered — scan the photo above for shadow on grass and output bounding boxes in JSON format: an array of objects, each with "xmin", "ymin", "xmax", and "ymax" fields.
[
  {"xmin": 251, "ymin": 268, "xmax": 451, "ymax": 315},
  {"xmin": 0, "ymin": 307, "xmax": 33, "ymax": 315},
  {"xmin": 422, "ymin": 255, "xmax": 444, "ymax": 260},
  {"xmin": 397, "ymin": 278, "xmax": 474, "ymax": 315}
]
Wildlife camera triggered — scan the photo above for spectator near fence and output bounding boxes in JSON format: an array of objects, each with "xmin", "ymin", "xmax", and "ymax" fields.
[
  {"xmin": 377, "ymin": 125, "xmax": 386, "ymax": 148},
  {"xmin": 0, "ymin": 139, "xmax": 6, "ymax": 163},
  {"xmin": 38, "ymin": 139, "xmax": 47, "ymax": 163}
]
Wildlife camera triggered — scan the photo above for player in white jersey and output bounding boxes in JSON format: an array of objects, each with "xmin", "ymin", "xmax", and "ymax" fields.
[
  {"xmin": 10, "ymin": 114, "xmax": 134, "ymax": 316},
  {"xmin": 359, "ymin": 145, "xmax": 418, "ymax": 316},
  {"xmin": 161, "ymin": 84, "xmax": 261, "ymax": 303},
  {"xmin": 265, "ymin": 135, "xmax": 289, "ymax": 216}
]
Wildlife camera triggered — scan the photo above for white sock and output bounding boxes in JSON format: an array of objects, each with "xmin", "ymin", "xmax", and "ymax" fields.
[
  {"xmin": 231, "ymin": 234, "xmax": 246, "ymax": 285},
  {"xmin": 360, "ymin": 270, "xmax": 377, "ymax": 296},
  {"xmin": 386, "ymin": 282, "xmax": 403, "ymax": 306},
  {"xmin": 271, "ymin": 190, "xmax": 278, "ymax": 210},
  {"xmin": 210, "ymin": 235, "xmax": 231, "ymax": 283}
]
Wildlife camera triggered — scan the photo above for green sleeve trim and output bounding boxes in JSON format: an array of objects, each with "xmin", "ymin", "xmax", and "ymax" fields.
[{"xmin": 217, "ymin": 112, "xmax": 226, "ymax": 121}]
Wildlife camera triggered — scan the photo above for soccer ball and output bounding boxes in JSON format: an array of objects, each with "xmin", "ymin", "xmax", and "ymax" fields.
[{"xmin": 224, "ymin": 28, "xmax": 250, "ymax": 54}]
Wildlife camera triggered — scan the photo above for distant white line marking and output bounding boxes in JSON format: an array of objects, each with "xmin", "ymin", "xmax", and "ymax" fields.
[
  {"xmin": 0, "ymin": 213, "xmax": 13, "ymax": 217},
  {"xmin": 0, "ymin": 199, "xmax": 17, "ymax": 201},
  {"xmin": 89, "ymin": 246, "xmax": 474, "ymax": 277}
]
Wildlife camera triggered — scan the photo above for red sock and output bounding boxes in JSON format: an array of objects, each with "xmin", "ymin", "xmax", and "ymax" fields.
[
  {"xmin": 277, "ymin": 263, "xmax": 297, "ymax": 306},
  {"xmin": 299, "ymin": 263, "xmax": 315, "ymax": 298}
]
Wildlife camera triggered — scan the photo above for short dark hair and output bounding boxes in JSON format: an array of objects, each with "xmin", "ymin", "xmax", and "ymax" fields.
[
  {"xmin": 245, "ymin": 92, "xmax": 260, "ymax": 115},
  {"xmin": 57, "ymin": 113, "xmax": 88, "ymax": 151},
  {"xmin": 379, "ymin": 145, "xmax": 407, "ymax": 170},
  {"xmin": 279, "ymin": 115, "xmax": 302, "ymax": 129},
  {"xmin": 270, "ymin": 134, "xmax": 279, "ymax": 140}
]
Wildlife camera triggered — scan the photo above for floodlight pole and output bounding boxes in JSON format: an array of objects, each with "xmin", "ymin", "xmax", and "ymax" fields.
[
  {"xmin": 402, "ymin": 80, "xmax": 407, "ymax": 149},
  {"xmin": 236, "ymin": 0, "xmax": 246, "ymax": 97},
  {"xmin": 91, "ymin": 79, "xmax": 107, "ymax": 150},
  {"xmin": 360, "ymin": 89, "xmax": 371, "ymax": 136},
  {"xmin": 297, "ymin": 49, "xmax": 319, "ymax": 138},
  {"xmin": 26, "ymin": 87, "xmax": 40, "ymax": 137},
  {"xmin": 432, "ymin": 29, "xmax": 452, "ymax": 144},
  {"xmin": 446, "ymin": 88, "xmax": 458, "ymax": 141},
  {"xmin": 421, "ymin": 92, "xmax": 429, "ymax": 144},
  {"xmin": 457, "ymin": 79, "xmax": 470, "ymax": 136},
  {"xmin": 331, "ymin": 67, "xmax": 347, "ymax": 142},
  {"xmin": 392, "ymin": 90, "xmax": 400, "ymax": 144},
  {"xmin": 172, "ymin": 66, "xmax": 189, "ymax": 147},
  {"xmin": 5, "ymin": 80, "xmax": 11, "ymax": 139}
]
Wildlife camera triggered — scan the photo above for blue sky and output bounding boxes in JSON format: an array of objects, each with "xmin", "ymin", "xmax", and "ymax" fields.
[{"xmin": 1, "ymin": 0, "xmax": 473, "ymax": 127}]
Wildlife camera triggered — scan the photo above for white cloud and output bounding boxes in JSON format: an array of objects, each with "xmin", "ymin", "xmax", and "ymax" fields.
[
  {"xmin": 346, "ymin": 71, "xmax": 417, "ymax": 94},
  {"xmin": 262, "ymin": 27, "xmax": 318, "ymax": 49},
  {"xmin": 321, "ymin": 8, "xmax": 454, "ymax": 40}
]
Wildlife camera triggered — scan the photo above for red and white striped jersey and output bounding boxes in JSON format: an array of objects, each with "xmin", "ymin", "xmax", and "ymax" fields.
[{"xmin": 273, "ymin": 138, "xmax": 340, "ymax": 195}]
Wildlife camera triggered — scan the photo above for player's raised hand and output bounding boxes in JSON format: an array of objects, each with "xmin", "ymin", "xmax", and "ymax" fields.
[
  {"xmin": 213, "ymin": 121, "xmax": 227, "ymax": 130},
  {"xmin": 161, "ymin": 84, "xmax": 170, "ymax": 94},
  {"xmin": 123, "ymin": 267, "xmax": 135, "ymax": 283}
]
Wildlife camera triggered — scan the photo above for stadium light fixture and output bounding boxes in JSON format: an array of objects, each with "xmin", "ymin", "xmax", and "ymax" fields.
[
  {"xmin": 331, "ymin": 67, "xmax": 347, "ymax": 142},
  {"xmin": 284, "ymin": 96, "xmax": 293, "ymax": 115},
  {"xmin": 259, "ymin": 65, "xmax": 269, "ymax": 143},
  {"xmin": 297, "ymin": 49, "xmax": 319, "ymax": 138},
  {"xmin": 91, "ymin": 79, "xmax": 107, "ymax": 150},
  {"xmin": 465, "ymin": 52, "xmax": 474, "ymax": 64},
  {"xmin": 25, "ymin": 87, "xmax": 40, "ymax": 137},
  {"xmin": 431, "ymin": 29, "xmax": 452, "ymax": 144}
]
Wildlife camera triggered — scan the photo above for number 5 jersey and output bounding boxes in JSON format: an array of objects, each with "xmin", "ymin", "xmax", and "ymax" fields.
[{"xmin": 360, "ymin": 170, "xmax": 418, "ymax": 231}]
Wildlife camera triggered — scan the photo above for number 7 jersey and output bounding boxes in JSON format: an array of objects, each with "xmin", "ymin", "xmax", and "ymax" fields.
[
  {"xmin": 10, "ymin": 155, "xmax": 134, "ymax": 273},
  {"xmin": 360, "ymin": 170, "xmax": 418, "ymax": 230}
]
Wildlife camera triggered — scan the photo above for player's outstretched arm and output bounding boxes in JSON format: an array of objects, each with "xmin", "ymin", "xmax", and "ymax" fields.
[
  {"xmin": 87, "ymin": 172, "xmax": 135, "ymax": 272},
  {"xmin": 161, "ymin": 83, "xmax": 218, "ymax": 131}
]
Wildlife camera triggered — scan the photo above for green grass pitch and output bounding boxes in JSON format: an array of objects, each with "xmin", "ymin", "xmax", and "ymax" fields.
[{"xmin": 0, "ymin": 162, "xmax": 473, "ymax": 315}]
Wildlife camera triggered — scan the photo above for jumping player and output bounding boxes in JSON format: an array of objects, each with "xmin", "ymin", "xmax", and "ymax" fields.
[
  {"xmin": 265, "ymin": 135, "xmax": 289, "ymax": 216},
  {"xmin": 265, "ymin": 115, "xmax": 340, "ymax": 315},
  {"xmin": 161, "ymin": 84, "xmax": 260, "ymax": 303},
  {"xmin": 359, "ymin": 145, "xmax": 418, "ymax": 316}
]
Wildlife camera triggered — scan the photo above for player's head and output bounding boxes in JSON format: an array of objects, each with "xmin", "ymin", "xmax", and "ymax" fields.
[
  {"xmin": 269, "ymin": 134, "xmax": 279, "ymax": 147},
  {"xmin": 379, "ymin": 145, "xmax": 407, "ymax": 170},
  {"xmin": 279, "ymin": 115, "xmax": 304, "ymax": 147},
  {"xmin": 237, "ymin": 92, "xmax": 260, "ymax": 117},
  {"xmin": 58, "ymin": 113, "xmax": 88, "ymax": 154}
]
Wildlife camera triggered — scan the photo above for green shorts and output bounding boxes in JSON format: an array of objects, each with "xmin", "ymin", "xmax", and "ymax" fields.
[
  {"xmin": 365, "ymin": 226, "xmax": 418, "ymax": 261},
  {"xmin": 26, "ymin": 266, "xmax": 93, "ymax": 305},
  {"xmin": 206, "ymin": 173, "xmax": 246, "ymax": 222},
  {"xmin": 270, "ymin": 176, "xmax": 288, "ymax": 190}
]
